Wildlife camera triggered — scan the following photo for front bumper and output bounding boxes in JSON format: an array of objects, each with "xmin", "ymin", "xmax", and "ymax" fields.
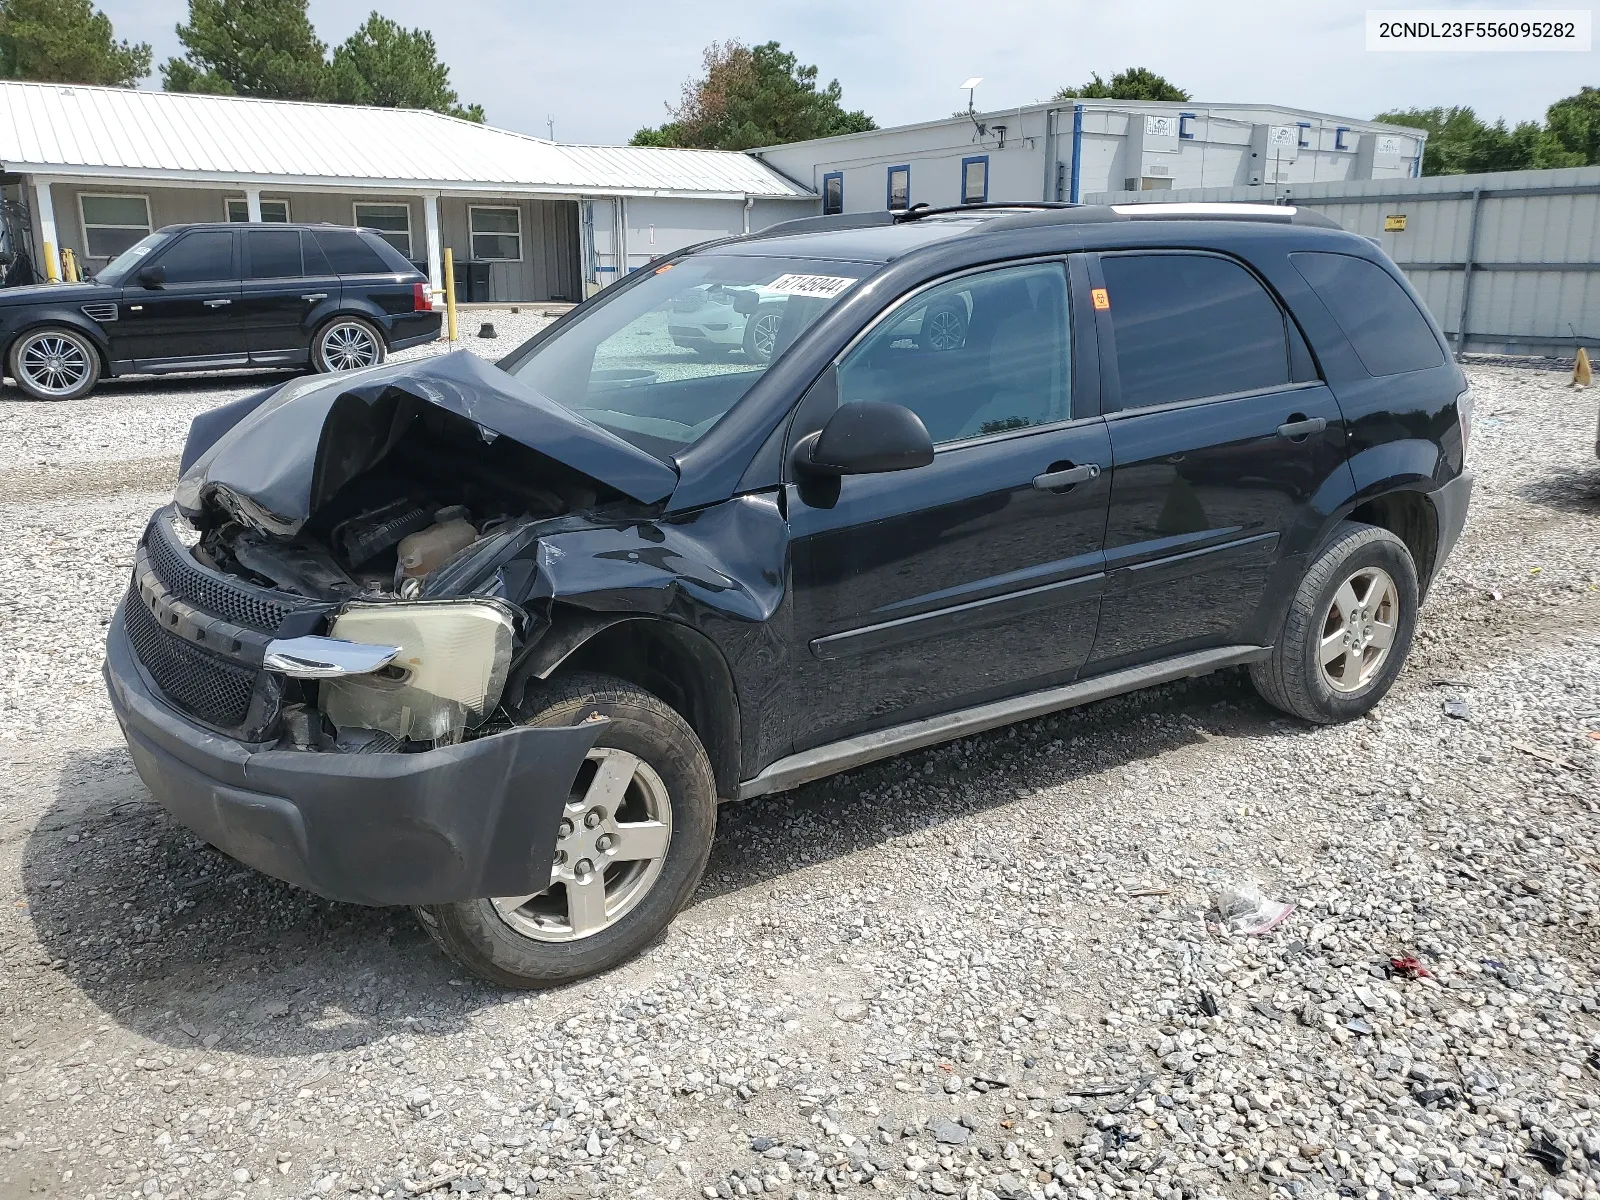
[
  {"xmin": 105, "ymin": 601, "xmax": 602, "ymax": 907},
  {"xmin": 1430, "ymin": 469, "xmax": 1473, "ymax": 581}
]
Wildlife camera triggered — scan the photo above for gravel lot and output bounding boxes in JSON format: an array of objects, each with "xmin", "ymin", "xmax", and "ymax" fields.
[{"xmin": 1, "ymin": 343, "xmax": 1598, "ymax": 1200}]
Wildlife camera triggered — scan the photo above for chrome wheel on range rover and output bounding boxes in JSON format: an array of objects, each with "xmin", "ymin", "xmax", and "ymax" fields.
[
  {"xmin": 416, "ymin": 673, "xmax": 716, "ymax": 988},
  {"xmin": 9, "ymin": 326, "xmax": 101, "ymax": 400},
  {"xmin": 312, "ymin": 317, "xmax": 385, "ymax": 373}
]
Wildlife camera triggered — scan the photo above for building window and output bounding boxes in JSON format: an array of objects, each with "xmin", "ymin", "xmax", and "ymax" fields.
[
  {"xmin": 886, "ymin": 164, "xmax": 910, "ymax": 211},
  {"xmin": 78, "ymin": 193, "xmax": 150, "ymax": 258},
  {"xmin": 822, "ymin": 172, "xmax": 844, "ymax": 215},
  {"xmin": 226, "ymin": 197, "xmax": 290, "ymax": 223},
  {"xmin": 469, "ymin": 206, "xmax": 522, "ymax": 261},
  {"xmin": 353, "ymin": 202, "xmax": 412, "ymax": 256},
  {"xmin": 960, "ymin": 156, "xmax": 988, "ymax": 204}
]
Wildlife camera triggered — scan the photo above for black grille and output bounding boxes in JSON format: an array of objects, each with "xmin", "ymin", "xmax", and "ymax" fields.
[
  {"xmin": 144, "ymin": 516, "xmax": 320, "ymax": 634},
  {"xmin": 124, "ymin": 587, "xmax": 258, "ymax": 729},
  {"xmin": 81, "ymin": 302, "xmax": 118, "ymax": 322}
]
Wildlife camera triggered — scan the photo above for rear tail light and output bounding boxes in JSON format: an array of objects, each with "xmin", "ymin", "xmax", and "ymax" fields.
[
  {"xmin": 1456, "ymin": 384, "xmax": 1475, "ymax": 467},
  {"xmin": 412, "ymin": 281, "xmax": 433, "ymax": 312}
]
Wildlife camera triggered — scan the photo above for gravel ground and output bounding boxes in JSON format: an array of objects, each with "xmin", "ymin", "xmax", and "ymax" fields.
[{"xmin": 1, "ymin": 359, "xmax": 1598, "ymax": 1200}]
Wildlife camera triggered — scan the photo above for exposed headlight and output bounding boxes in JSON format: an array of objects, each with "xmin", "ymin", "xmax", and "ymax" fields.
[{"xmin": 322, "ymin": 600, "xmax": 515, "ymax": 742}]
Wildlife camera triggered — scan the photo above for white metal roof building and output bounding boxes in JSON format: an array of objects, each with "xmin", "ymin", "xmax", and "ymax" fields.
[
  {"xmin": 752, "ymin": 99, "xmax": 1427, "ymax": 219},
  {"xmin": 0, "ymin": 82, "xmax": 815, "ymax": 302}
]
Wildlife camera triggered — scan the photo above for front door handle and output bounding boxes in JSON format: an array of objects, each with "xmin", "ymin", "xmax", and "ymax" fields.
[
  {"xmin": 301, "ymin": 293, "xmax": 328, "ymax": 302},
  {"xmin": 1277, "ymin": 415, "xmax": 1327, "ymax": 440},
  {"xmin": 1033, "ymin": 463, "xmax": 1101, "ymax": 491},
  {"xmin": 202, "ymin": 298, "xmax": 232, "ymax": 308}
]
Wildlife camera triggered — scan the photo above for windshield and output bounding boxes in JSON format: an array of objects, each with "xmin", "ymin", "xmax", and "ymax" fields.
[
  {"xmin": 505, "ymin": 254, "xmax": 873, "ymax": 456},
  {"xmin": 94, "ymin": 232, "xmax": 165, "ymax": 284}
]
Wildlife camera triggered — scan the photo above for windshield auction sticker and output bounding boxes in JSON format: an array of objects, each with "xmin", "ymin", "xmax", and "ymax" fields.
[
  {"xmin": 765, "ymin": 274, "xmax": 857, "ymax": 298},
  {"xmin": 1366, "ymin": 9, "xmax": 1591, "ymax": 50}
]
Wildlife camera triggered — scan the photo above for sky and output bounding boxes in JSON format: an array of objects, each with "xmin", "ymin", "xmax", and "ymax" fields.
[{"xmin": 97, "ymin": 0, "xmax": 1597, "ymax": 143}]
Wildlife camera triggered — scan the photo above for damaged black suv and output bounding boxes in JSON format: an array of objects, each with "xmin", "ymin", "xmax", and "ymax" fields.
[{"xmin": 105, "ymin": 203, "xmax": 1474, "ymax": 987}]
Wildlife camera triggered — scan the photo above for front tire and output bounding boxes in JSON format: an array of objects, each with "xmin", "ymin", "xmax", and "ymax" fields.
[
  {"xmin": 8, "ymin": 326, "xmax": 101, "ymax": 400},
  {"xmin": 311, "ymin": 316, "xmax": 385, "ymax": 373},
  {"xmin": 1250, "ymin": 521, "xmax": 1419, "ymax": 724},
  {"xmin": 416, "ymin": 672, "xmax": 717, "ymax": 988}
]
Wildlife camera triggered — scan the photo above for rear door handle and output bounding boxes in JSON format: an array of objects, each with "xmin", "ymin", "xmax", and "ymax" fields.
[
  {"xmin": 202, "ymin": 298, "xmax": 232, "ymax": 308},
  {"xmin": 301, "ymin": 293, "xmax": 328, "ymax": 302},
  {"xmin": 1033, "ymin": 463, "xmax": 1100, "ymax": 491},
  {"xmin": 1277, "ymin": 416, "xmax": 1327, "ymax": 440}
]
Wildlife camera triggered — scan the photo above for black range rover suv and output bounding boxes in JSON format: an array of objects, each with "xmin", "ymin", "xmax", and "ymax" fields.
[
  {"xmin": 104, "ymin": 202, "xmax": 1473, "ymax": 987},
  {"xmin": 1, "ymin": 221, "xmax": 441, "ymax": 400}
]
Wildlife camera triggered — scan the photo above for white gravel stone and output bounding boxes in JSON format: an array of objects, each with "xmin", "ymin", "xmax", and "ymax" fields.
[{"xmin": 0, "ymin": 358, "xmax": 1597, "ymax": 1200}]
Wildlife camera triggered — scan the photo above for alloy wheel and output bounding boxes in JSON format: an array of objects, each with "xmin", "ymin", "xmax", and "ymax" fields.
[
  {"xmin": 320, "ymin": 321, "xmax": 381, "ymax": 371},
  {"xmin": 1318, "ymin": 565, "xmax": 1400, "ymax": 693},
  {"xmin": 926, "ymin": 309, "xmax": 965, "ymax": 350},
  {"xmin": 491, "ymin": 747, "xmax": 673, "ymax": 942},
  {"xmin": 749, "ymin": 312, "xmax": 779, "ymax": 361},
  {"xmin": 17, "ymin": 332, "xmax": 91, "ymax": 396}
]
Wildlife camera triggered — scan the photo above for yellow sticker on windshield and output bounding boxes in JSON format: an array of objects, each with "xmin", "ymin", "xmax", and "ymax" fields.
[
  {"xmin": 766, "ymin": 273, "xmax": 856, "ymax": 298},
  {"xmin": 1091, "ymin": 287, "xmax": 1110, "ymax": 311}
]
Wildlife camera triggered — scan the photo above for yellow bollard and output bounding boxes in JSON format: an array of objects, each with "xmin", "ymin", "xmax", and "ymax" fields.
[
  {"xmin": 42, "ymin": 241, "xmax": 59, "ymax": 282},
  {"xmin": 1573, "ymin": 346, "xmax": 1593, "ymax": 388},
  {"xmin": 443, "ymin": 247, "xmax": 458, "ymax": 343}
]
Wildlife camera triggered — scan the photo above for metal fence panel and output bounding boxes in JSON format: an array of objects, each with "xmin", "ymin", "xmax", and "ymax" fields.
[{"xmin": 1086, "ymin": 166, "xmax": 1600, "ymax": 355}]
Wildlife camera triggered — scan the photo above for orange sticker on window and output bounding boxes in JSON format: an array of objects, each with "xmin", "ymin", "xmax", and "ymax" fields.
[{"xmin": 1091, "ymin": 287, "xmax": 1110, "ymax": 311}]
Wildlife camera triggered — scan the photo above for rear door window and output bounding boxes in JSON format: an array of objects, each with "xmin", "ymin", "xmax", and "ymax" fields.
[
  {"xmin": 1099, "ymin": 252, "xmax": 1291, "ymax": 411},
  {"xmin": 244, "ymin": 229, "xmax": 303, "ymax": 279},
  {"xmin": 151, "ymin": 230, "xmax": 236, "ymax": 284},
  {"xmin": 1290, "ymin": 251, "xmax": 1444, "ymax": 376}
]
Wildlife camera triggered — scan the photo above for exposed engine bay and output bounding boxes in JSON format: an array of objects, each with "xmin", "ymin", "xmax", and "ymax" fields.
[{"xmin": 159, "ymin": 354, "xmax": 682, "ymax": 755}]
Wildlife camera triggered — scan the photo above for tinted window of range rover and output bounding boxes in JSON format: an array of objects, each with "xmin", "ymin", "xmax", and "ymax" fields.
[
  {"xmin": 1291, "ymin": 252, "xmax": 1444, "ymax": 377},
  {"xmin": 153, "ymin": 231, "xmax": 235, "ymax": 283},
  {"xmin": 1100, "ymin": 252, "xmax": 1291, "ymax": 411}
]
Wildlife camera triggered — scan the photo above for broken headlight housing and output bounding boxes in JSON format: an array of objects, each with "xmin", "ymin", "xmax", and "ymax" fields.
[{"xmin": 322, "ymin": 599, "xmax": 516, "ymax": 742}]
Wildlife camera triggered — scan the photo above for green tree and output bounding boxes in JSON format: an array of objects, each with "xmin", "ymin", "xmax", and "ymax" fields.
[
  {"xmin": 1377, "ymin": 105, "xmax": 1583, "ymax": 174},
  {"xmin": 1545, "ymin": 86, "xmax": 1600, "ymax": 165},
  {"xmin": 0, "ymin": 0, "xmax": 150, "ymax": 86},
  {"xmin": 160, "ymin": 0, "xmax": 326, "ymax": 100},
  {"xmin": 631, "ymin": 40, "xmax": 875, "ymax": 150},
  {"xmin": 1054, "ymin": 67, "xmax": 1189, "ymax": 102},
  {"xmin": 326, "ymin": 13, "xmax": 482, "ymax": 121}
]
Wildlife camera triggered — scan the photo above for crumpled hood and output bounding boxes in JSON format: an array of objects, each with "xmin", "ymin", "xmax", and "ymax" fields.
[{"xmin": 173, "ymin": 350, "xmax": 679, "ymax": 536}]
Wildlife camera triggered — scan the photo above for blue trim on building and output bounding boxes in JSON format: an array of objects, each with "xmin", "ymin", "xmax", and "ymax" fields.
[
  {"xmin": 1178, "ymin": 112, "xmax": 1196, "ymax": 140},
  {"xmin": 1296, "ymin": 121, "xmax": 1311, "ymax": 149},
  {"xmin": 822, "ymin": 171, "xmax": 844, "ymax": 215},
  {"xmin": 1335, "ymin": 126, "xmax": 1351, "ymax": 151},
  {"xmin": 959, "ymin": 155, "xmax": 989, "ymax": 204},
  {"xmin": 886, "ymin": 163, "xmax": 910, "ymax": 210},
  {"xmin": 1069, "ymin": 105, "xmax": 1084, "ymax": 204}
]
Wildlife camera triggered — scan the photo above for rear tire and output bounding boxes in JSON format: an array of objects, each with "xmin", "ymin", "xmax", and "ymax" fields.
[
  {"xmin": 416, "ymin": 672, "xmax": 716, "ymax": 988},
  {"xmin": 8, "ymin": 325, "xmax": 101, "ymax": 400},
  {"xmin": 1250, "ymin": 521, "xmax": 1418, "ymax": 724},
  {"xmin": 742, "ymin": 305, "xmax": 783, "ymax": 364},
  {"xmin": 311, "ymin": 316, "xmax": 385, "ymax": 373}
]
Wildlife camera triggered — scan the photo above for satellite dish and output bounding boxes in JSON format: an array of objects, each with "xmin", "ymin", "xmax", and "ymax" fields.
[{"xmin": 960, "ymin": 77, "xmax": 983, "ymax": 91}]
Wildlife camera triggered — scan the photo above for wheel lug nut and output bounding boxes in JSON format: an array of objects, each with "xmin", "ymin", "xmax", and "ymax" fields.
[
  {"xmin": 584, "ymin": 809, "xmax": 604, "ymax": 829},
  {"xmin": 558, "ymin": 819, "xmax": 574, "ymax": 838},
  {"xmin": 553, "ymin": 849, "xmax": 567, "ymax": 865},
  {"xmin": 596, "ymin": 834, "xmax": 614, "ymax": 852},
  {"xmin": 575, "ymin": 858, "xmax": 594, "ymax": 877}
]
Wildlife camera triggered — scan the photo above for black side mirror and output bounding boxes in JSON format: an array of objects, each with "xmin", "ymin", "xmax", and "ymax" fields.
[
  {"xmin": 731, "ymin": 289, "xmax": 760, "ymax": 316},
  {"xmin": 137, "ymin": 264, "xmax": 166, "ymax": 289},
  {"xmin": 794, "ymin": 400, "xmax": 935, "ymax": 477}
]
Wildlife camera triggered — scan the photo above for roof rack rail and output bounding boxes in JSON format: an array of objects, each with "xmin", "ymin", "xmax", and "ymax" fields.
[
  {"xmin": 893, "ymin": 201, "xmax": 1079, "ymax": 223},
  {"xmin": 744, "ymin": 211, "xmax": 897, "ymax": 239}
]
